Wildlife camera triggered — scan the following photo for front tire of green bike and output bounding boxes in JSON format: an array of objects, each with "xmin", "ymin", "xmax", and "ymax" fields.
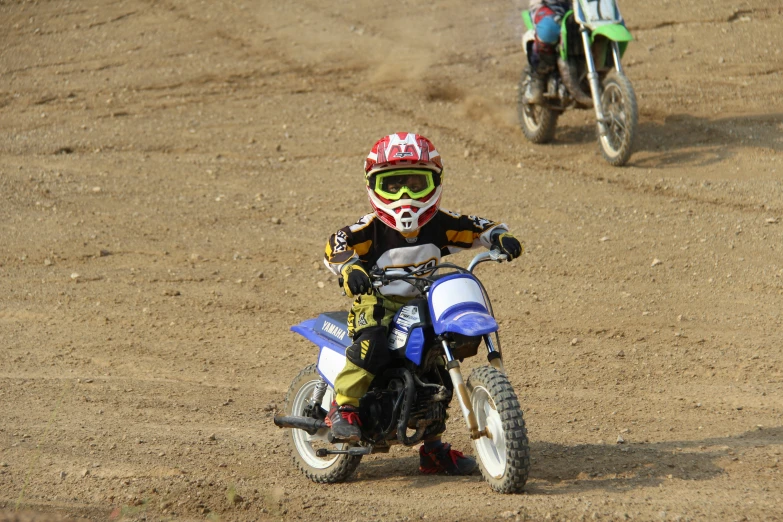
[{"xmin": 598, "ymin": 70, "xmax": 638, "ymax": 166}]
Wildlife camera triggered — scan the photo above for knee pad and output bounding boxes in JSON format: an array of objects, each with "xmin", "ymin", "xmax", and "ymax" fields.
[
  {"xmin": 536, "ymin": 16, "xmax": 561, "ymax": 45},
  {"xmin": 347, "ymin": 294, "xmax": 386, "ymax": 336},
  {"xmin": 345, "ymin": 326, "xmax": 390, "ymax": 376}
]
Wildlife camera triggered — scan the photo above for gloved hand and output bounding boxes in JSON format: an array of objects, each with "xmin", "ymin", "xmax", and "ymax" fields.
[
  {"xmin": 341, "ymin": 263, "xmax": 372, "ymax": 297},
  {"xmin": 491, "ymin": 231, "xmax": 523, "ymax": 261}
]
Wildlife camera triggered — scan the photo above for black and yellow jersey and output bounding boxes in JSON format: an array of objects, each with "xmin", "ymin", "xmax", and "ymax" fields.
[{"xmin": 324, "ymin": 210, "xmax": 507, "ymax": 297}]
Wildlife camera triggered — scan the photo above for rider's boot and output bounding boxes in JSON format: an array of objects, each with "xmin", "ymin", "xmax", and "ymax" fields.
[
  {"xmin": 524, "ymin": 51, "xmax": 557, "ymax": 105},
  {"xmin": 325, "ymin": 400, "xmax": 362, "ymax": 442},
  {"xmin": 419, "ymin": 440, "xmax": 478, "ymax": 475},
  {"xmin": 524, "ymin": 72, "xmax": 547, "ymax": 105}
]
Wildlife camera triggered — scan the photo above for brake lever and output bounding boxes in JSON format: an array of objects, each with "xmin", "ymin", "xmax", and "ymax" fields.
[
  {"xmin": 489, "ymin": 249, "xmax": 508, "ymax": 262},
  {"xmin": 368, "ymin": 266, "xmax": 385, "ymax": 289}
]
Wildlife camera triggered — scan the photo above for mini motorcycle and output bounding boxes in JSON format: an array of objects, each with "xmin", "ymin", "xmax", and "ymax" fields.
[
  {"xmin": 518, "ymin": 0, "xmax": 638, "ymax": 166},
  {"xmin": 274, "ymin": 250, "xmax": 530, "ymax": 493}
]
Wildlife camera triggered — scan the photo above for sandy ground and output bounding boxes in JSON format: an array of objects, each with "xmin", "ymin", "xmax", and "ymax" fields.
[{"xmin": 1, "ymin": 0, "xmax": 782, "ymax": 520}]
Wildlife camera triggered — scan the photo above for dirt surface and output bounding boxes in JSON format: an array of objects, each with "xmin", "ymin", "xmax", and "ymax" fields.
[{"xmin": 1, "ymin": 0, "xmax": 782, "ymax": 520}]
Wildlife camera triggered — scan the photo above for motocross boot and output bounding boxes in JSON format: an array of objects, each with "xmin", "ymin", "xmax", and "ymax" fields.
[
  {"xmin": 419, "ymin": 442, "xmax": 478, "ymax": 475},
  {"xmin": 524, "ymin": 72, "xmax": 547, "ymax": 105},
  {"xmin": 524, "ymin": 51, "xmax": 557, "ymax": 105},
  {"xmin": 325, "ymin": 400, "xmax": 362, "ymax": 442}
]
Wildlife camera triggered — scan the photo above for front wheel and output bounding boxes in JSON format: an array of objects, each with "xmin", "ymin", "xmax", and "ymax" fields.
[
  {"xmin": 517, "ymin": 66, "xmax": 558, "ymax": 144},
  {"xmin": 467, "ymin": 366, "xmax": 530, "ymax": 493},
  {"xmin": 284, "ymin": 364, "xmax": 362, "ymax": 483},
  {"xmin": 597, "ymin": 70, "xmax": 638, "ymax": 166}
]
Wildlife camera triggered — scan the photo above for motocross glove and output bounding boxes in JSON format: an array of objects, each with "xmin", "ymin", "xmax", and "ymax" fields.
[
  {"xmin": 491, "ymin": 231, "xmax": 523, "ymax": 261},
  {"xmin": 341, "ymin": 263, "xmax": 372, "ymax": 297}
]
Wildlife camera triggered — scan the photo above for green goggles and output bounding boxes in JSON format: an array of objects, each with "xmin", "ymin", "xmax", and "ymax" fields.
[{"xmin": 372, "ymin": 170, "xmax": 437, "ymax": 200}]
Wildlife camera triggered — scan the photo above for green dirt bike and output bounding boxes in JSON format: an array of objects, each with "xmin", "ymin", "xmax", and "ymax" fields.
[{"xmin": 518, "ymin": 0, "xmax": 638, "ymax": 166}]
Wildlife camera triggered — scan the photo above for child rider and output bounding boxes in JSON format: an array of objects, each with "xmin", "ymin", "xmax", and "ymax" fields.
[
  {"xmin": 524, "ymin": 0, "xmax": 570, "ymax": 104},
  {"xmin": 323, "ymin": 132, "xmax": 523, "ymax": 475}
]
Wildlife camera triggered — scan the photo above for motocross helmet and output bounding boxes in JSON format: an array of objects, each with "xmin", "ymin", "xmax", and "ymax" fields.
[{"xmin": 364, "ymin": 133, "xmax": 444, "ymax": 234}]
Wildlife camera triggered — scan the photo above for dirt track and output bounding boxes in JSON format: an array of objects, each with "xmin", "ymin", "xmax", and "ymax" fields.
[{"xmin": 1, "ymin": 0, "xmax": 782, "ymax": 520}]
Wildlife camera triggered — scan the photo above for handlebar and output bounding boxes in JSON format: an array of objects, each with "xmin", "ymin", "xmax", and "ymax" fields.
[
  {"xmin": 466, "ymin": 248, "xmax": 507, "ymax": 271},
  {"xmin": 370, "ymin": 248, "xmax": 507, "ymax": 289}
]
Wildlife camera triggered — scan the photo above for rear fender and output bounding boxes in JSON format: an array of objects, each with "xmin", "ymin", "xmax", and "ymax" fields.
[{"xmin": 290, "ymin": 317, "xmax": 348, "ymax": 388}]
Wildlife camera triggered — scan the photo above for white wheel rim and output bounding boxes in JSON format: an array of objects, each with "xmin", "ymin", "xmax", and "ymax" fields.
[
  {"xmin": 290, "ymin": 379, "xmax": 341, "ymax": 469},
  {"xmin": 471, "ymin": 385, "xmax": 507, "ymax": 478}
]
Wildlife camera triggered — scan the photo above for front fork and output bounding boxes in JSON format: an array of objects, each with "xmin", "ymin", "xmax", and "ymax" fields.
[
  {"xmin": 581, "ymin": 27, "xmax": 607, "ymax": 136},
  {"xmin": 582, "ymin": 30, "xmax": 625, "ymax": 137},
  {"xmin": 441, "ymin": 336, "xmax": 504, "ymax": 440}
]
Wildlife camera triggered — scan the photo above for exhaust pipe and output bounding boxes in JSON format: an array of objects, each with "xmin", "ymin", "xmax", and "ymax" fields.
[{"xmin": 274, "ymin": 415, "xmax": 328, "ymax": 434}]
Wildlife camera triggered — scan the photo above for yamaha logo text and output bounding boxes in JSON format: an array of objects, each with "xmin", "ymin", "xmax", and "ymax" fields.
[{"xmin": 321, "ymin": 321, "xmax": 347, "ymax": 340}]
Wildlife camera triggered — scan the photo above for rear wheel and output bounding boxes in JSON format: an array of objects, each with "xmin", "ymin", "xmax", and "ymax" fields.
[
  {"xmin": 517, "ymin": 66, "xmax": 558, "ymax": 144},
  {"xmin": 598, "ymin": 70, "xmax": 638, "ymax": 166},
  {"xmin": 467, "ymin": 366, "xmax": 530, "ymax": 494},
  {"xmin": 284, "ymin": 364, "xmax": 362, "ymax": 483}
]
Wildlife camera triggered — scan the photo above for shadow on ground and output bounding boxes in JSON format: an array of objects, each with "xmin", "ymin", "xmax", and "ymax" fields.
[
  {"xmin": 527, "ymin": 426, "xmax": 781, "ymax": 495},
  {"xmin": 338, "ymin": 426, "xmax": 781, "ymax": 495},
  {"xmin": 553, "ymin": 112, "xmax": 782, "ymax": 168}
]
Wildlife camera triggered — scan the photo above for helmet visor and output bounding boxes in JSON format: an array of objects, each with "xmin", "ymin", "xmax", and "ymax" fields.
[{"xmin": 374, "ymin": 170, "xmax": 436, "ymax": 200}]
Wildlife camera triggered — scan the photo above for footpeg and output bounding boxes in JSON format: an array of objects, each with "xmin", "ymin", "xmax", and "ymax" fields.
[{"xmin": 315, "ymin": 446, "xmax": 373, "ymax": 457}]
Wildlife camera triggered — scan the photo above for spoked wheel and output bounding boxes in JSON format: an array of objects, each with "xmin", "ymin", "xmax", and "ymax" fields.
[
  {"xmin": 467, "ymin": 366, "xmax": 530, "ymax": 494},
  {"xmin": 598, "ymin": 70, "xmax": 638, "ymax": 166},
  {"xmin": 517, "ymin": 66, "xmax": 558, "ymax": 144},
  {"xmin": 284, "ymin": 364, "xmax": 362, "ymax": 483}
]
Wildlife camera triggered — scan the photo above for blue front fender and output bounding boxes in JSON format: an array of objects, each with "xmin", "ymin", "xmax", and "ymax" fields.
[{"xmin": 435, "ymin": 310, "xmax": 498, "ymax": 337}]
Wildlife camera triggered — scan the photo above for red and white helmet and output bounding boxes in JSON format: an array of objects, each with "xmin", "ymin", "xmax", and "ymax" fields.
[{"xmin": 364, "ymin": 133, "xmax": 444, "ymax": 234}]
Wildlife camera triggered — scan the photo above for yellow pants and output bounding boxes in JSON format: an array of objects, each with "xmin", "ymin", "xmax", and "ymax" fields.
[{"xmin": 334, "ymin": 293, "xmax": 408, "ymax": 406}]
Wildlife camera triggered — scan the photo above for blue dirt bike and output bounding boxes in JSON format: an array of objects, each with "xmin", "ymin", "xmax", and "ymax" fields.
[{"xmin": 274, "ymin": 249, "xmax": 530, "ymax": 493}]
